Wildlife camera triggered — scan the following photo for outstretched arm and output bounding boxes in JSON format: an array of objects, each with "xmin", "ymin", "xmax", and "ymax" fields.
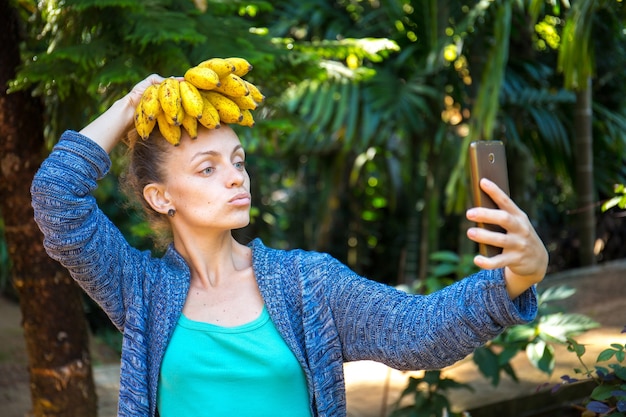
[{"xmin": 466, "ymin": 178, "xmax": 549, "ymax": 299}]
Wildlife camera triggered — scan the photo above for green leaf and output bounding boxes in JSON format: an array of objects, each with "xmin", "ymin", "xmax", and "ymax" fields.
[
  {"xmin": 473, "ymin": 347, "xmax": 501, "ymax": 386},
  {"xmin": 430, "ymin": 264, "xmax": 457, "ymax": 277},
  {"xmin": 429, "ymin": 251, "xmax": 460, "ymax": 264},
  {"xmin": 602, "ymin": 196, "xmax": 623, "ymax": 212},
  {"xmin": 330, "ymin": 80, "xmax": 350, "ymax": 134},
  {"xmin": 501, "ymin": 362, "xmax": 519, "ymax": 383},
  {"xmin": 591, "ymin": 384, "xmax": 617, "ymax": 401},
  {"xmin": 612, "ymin": 364, "xmax": 626, "ymax": 381},
  {"xmin": 567, "ymin": 338, "xmax": 587, "ymax": 357},
  {"xmin": 126, "ymin": 10, "xmax": 207, "ymax": 48},
  {"xmin": 538, "ymin": 285, "xmax": 577, "ymax": 304},
  {"xmin": 526, "ymin": 340, "xmax": 556, "ymax": 374},
  {"xmin": 538, "ymin": 313, "xmax": 600, "ymax": 343},
  {"xmin": 471, "ymin": 1, "xmax": 511, "ymax": 140},
  {"xmin": 503, "ymin": 324, "xmax": 537, "ymax": 342},
  {"xmin": 598, "ymin": 349, "xmax": 618, "ymax": 363},
  {"xmin": 343, "ymin": 81, "xmax": 360, "ymax": 147},
  {"xmin": 309, "ymin": 82, "xmax": 332, "ymax": 128},
  {"xmin": 498, "ymin": 346, "xmax": 521, "ymax": 365}
]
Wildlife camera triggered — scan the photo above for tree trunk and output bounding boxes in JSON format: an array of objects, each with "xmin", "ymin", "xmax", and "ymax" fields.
[
  {"xmin": 0, "ymin": 1, "xmax": 98, "ymax": 416},
  {"xmin": 574, "ymin": 77, "xmax": 596, "ymax": 266}
]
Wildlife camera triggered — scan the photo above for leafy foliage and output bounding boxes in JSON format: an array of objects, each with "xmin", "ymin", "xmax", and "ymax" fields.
[
  {"xmin": 390, "ymin": 370, "xmax": 473, "ymax": 417},
  {"xmin": 10, "ymin": 0, "xmax": 278, "ymax": 141},
  {"xmin": 602, "ymin": 184, "xmax": 626, "ymax": 212},
  {"xmin": 556, "ymin": 336, "xmax": 626, "ymax": 417},
  {"xmin": 473, "ymin": 285, "xmax": 599, "ymax": 386},
  {"xmin": 407, "ymin": 250, "xmax": 478, "ymax": 295}
]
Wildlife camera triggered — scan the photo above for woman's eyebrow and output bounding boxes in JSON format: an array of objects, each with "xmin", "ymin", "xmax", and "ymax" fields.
[
  {"xmin": 190, "ymin": 144, "xmax": 243, "ymax": 163},
  {"xmin": 190, "ymin": 150, "xmax": 218, "ymax": 163}
]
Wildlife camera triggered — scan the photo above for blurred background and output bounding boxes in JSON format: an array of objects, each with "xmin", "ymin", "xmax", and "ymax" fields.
[{"xmin": 1, "ymin": 0, "xmax": 625, "ymax": 416}]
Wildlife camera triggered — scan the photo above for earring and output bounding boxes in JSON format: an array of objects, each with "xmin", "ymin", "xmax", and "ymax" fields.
[{"xmin": 167, "ymin": 209, "xmax": 176, "ymax": 218}]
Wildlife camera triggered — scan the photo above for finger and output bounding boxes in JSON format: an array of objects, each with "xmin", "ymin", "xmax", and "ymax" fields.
[
  {"xmin": 472, "ymin": 247, "xmax": 519, "ymax": 269},
  {"xmin": 472, "ymin": 253, "xmax": 503, "ymax": 270},
  {"xmin": 466, "ymin": 206, "xmax": 513, "ymax": 233},
  {"xmin": 128, "ymin": 74, "xmax": 166, "ymax": 107},
  {"xmin": 134, "ymin": 74, "xmax": 165, "ymax": 92},
  {"xmin": 467, "ymin": 225, "xmax": 508, "ymax": 252},
  {"xmin": 479, "ymin": 178, "xmax": 522, "ymax": 214}
]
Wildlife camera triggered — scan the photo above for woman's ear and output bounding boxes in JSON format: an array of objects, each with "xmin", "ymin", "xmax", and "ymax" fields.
[{"xmin": 143, "ymin": 183, "xmax": 171, "ymax": 215}]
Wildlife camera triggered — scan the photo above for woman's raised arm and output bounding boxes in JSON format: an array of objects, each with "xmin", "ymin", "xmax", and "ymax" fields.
[{"xmin": 80, "ymin": 74, "xmax": 164, "ymax": 153}]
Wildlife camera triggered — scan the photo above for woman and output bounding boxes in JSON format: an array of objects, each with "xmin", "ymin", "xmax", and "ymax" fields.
[{"xmin": 31, "ymin": 74, "xmax": 548, "ymax": 417}]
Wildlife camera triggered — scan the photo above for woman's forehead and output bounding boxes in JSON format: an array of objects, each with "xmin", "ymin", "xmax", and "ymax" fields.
[{"xmin": 173, "ymin": 125, "xmax": 243, "ymax": 157}]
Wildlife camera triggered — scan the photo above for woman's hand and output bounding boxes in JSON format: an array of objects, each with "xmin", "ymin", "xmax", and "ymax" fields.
[
  {"xmin": 126, "ymin": 74, "xmax": 166, "ymax": 111},
  {"xmin": 466, "ymin": 178, "xmax": 549, "ymax": 299},
  {"xmin": 80, "ymin": 74, "xmax": 165, "ymax": 153}
]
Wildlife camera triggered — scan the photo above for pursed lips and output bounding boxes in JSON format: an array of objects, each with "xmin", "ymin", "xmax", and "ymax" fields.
[{"xmin": 228, "ymin": 192, "xmax": 251, "ymax": 206}]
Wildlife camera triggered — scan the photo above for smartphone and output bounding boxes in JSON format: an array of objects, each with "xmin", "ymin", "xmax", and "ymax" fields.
[{"xmin": 468, "ymin": 140, "xmax": 510, "ymax": 257}]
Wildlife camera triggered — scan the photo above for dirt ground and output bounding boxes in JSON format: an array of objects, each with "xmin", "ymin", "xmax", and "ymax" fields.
[{"xmin": 2, "ymin": 259, "xmax": 625, "ymax": 417}]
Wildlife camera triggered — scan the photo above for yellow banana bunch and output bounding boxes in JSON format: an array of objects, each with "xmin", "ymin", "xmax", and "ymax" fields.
[
  {"xmin": 134, "ymin": 99, "xmax": 157, "ymax": 140},
  {"xmin": 198, "ymin": 95, "xmax": 221, "ymax": 130},
  {"xmin": 198, "ymin": 58, "xmax": 235, "ymax": 78},
  {"xmin": 225, "ymin": 57, "xmax": 253, "ymax": 77},
  {"xmin": 156, "ymin": 112, "xmax": 182, "ymax": 146},
  {"xmin": 181, "ymin": 113, "xmax": 198, "ymax": 140},
  {"xmin": 239, "ymin": 109, "xmax": 255, "ymax": 127},
  {"xmin": 227, "ymin": 94, "xmax": 258, "ymax": 110},
  {"xmin": 202, "ymin": 91, "xmax": 243, "ymax": 124},
  {"xmin": 132, "ymin": 57, "xmax": 265, "ymax": 146},
  {"xmin": 140, "ymin": 84, "xmax": 162, "ymax": 120},
  {"xmin": 179, "ymin": 81, "xmax": 204, "ymax": 119},
  {"xmin": 244, "ymin": 80, "xmax": 265, "ymax": 103},
  {"xmin": 184, "ymin": 66, "xmax": 221, "ymax": 90},
  {"xmin": 159, "ymin": 78, "xmax": 183, "ymax": 125},
  {"xmin": 213, "ymin": 74, "xmax": 249, "ymax": 97}
]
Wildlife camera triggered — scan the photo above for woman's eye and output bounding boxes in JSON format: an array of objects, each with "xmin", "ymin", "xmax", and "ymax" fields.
[
  {"xmin": 201, "ymin": 166, "xmax": 214, "ymax": 175},
  {"xmin": 234, "ymin": 161, "xmax": 246, "ymax": 170}
]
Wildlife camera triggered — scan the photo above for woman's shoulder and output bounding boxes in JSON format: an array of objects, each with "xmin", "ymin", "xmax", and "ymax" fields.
[{"xmin": 249, "ymin": 238, "xmax": 336, "ymax": 266}]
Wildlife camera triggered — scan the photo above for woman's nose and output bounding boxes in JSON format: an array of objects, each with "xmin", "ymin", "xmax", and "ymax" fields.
[{"xmin": 226, "ymin": 165, "xmax": 245, "ymax": 187}]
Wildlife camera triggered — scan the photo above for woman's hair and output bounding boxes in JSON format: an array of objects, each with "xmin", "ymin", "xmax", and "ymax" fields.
[{"xmin": 119, "ymin": 129, "xmax": 173, "ymax": 250}]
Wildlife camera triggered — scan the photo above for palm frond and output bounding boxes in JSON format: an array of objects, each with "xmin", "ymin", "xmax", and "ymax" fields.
[{"xmin": 558, "ymin": 0, "xmax": 596, "ymax": 90}]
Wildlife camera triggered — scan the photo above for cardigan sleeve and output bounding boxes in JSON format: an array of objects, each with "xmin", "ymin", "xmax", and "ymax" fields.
[
  {"xmin": 31, "ymin": 130, "xmax": 149, "ymax": 331},
  {"xmin": 322, "ymin": 255, "xmax": 537, "ymax": 370}
]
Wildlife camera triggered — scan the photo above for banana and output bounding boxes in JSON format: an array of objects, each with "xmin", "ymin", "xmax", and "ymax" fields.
[
  {"xmin": 184, "ymin": 66, "xmax": 221, "ymax": 90},
  {"xmin": 214, "ymin": 73, "xmax": 249, "ymax": 97},
  {"xmin": 179, "ymin": 80, "xmax": 204, "ymax": 119},
  {"xmin": 134, "ymin": 101, "xmax": 156, "ymax": 140},
  {"xmin": 137, "ymin": 58, "xmax": 261, "ymax": 139},
  {"xmin": 202, "ymin": 91, "xmax": 243, "ymax": 124},
  {"xmin": 198, "ymin": 94, "xmax": 221, "ymax": 129},
  {"xmin": 225, "ymin": 57, "xmax": 253, "ymax": 77},
  {"xmin": 226, "ymin": 93, "xmax": 258, "ymax": 110},
  {"xmin": 156, "ymin": 112, "xmax": 182, "ymax": 146},
  {"xmin": 198, "ymin": 58, "xmax": 235, "ymax": 78},
  {"xmin": 158, "ymin": 78, "xmax": 183, "ymax": 125},
  {"xmin": 175, "ymin": 102, "xmax": 185, "ymax": 127},
  {"xmin": 244, "ymin": 80, "xmax": 265, "ymax": 103},
  {"xmin": 181, "ymin": 113, "xmax": 198, "ymax": 139},
  {"xmin": 140, "ymin": 84, "xmax": 162, "ymax": 120},
  {"xmin": 238, "ymin": 109, "xmax": 255, "ymax": 127}
]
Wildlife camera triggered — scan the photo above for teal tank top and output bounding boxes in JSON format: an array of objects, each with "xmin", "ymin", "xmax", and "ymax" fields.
[{"xmin": 157, "ymin": 306, "xmax": 312, "ymax": 416}]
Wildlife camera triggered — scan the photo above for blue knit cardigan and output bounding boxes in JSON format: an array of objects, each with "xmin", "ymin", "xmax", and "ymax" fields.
[{"xmin": 31, "ymin": 131, "xmax": 537, "ymax": 417}]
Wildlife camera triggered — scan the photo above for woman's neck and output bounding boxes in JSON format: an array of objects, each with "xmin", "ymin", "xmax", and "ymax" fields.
[{"xmin": 172, "ymin": 231, "xmax": 250, "ymax": 288}]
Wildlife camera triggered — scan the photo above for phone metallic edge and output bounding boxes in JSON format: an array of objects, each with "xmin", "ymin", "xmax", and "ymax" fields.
[{"xmin": 468, "ymin": 140, "xmax": 510, "ymax": 257}]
